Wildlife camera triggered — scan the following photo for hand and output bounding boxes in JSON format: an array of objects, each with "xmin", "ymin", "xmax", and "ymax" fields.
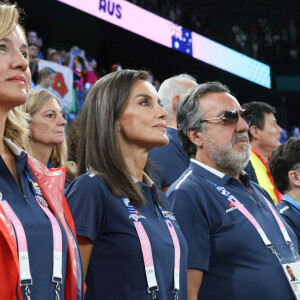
[{"xmin": 80, "ymin": 49, "xmax": 86, "ymax": 59}]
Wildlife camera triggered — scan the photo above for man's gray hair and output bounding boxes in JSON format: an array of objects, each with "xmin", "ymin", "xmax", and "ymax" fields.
[
  {"xmin": 158, "ymin": 74, "xmax": 196, "ymax": 119},
  {"xmin": 177, "ymin": 81, "xmax": 230, "ymax": 158}
]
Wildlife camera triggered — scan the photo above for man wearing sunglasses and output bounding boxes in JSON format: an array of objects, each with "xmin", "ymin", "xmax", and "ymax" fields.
[
  {"xmin": 242, "ymin": 101, "xmax": 283, "ymax": 205},
  {"xmin": 167, "ymin": 82, "xmax": 298, "ymax": 300}
]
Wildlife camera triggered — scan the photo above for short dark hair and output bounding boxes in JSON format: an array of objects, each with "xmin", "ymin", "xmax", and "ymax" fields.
[
  {"xmin": 241, "ymin": 101, "xmax": 276, "ymax": 141},
  {"xmin": 269, "ymin": 138, "xmax": 300, "ymax": 193},
  {"xmin": 177, "ymin": 81, "xmax": 230, "ymax": 158},
  {"xmin": 77, "ymin": 69, "xmax": 151, "ymax": 206}
]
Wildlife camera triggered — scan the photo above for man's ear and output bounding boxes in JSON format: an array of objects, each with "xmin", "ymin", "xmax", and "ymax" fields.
[
  {"xmin": 173, "ymin": 95, "xmax": 180, "ymax": 111},
  {"xmin": 288, "ymin": 170, "xmax": 300, "ymax": 188},
  {"xmin": 188, "ymin": 129, "xmax": 203, "ymax": 148},
  {"xmin": 249, "ymin": 125, "xmax": 261, "ymax": 140}
]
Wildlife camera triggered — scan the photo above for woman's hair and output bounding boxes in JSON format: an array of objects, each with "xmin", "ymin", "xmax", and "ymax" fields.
[
  {"xmin": 77, "ymin": 69, "xmax": 152, "ymax": 206},
  {"xmin": 37, "ymin": 67, "xmax": 57, "ymax": 84},
  {"xmin": 21, "ymin": 89, "xmax": 77, "ymax": 179},
  {"xmin": 1, "ymin": 2, "xmax": 30, "ymax": 147}
]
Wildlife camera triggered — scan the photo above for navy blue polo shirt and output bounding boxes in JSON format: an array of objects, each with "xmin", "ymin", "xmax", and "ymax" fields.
[
  {"xmin": 148, "ymin": 127, "xmax": 189, "ymax": 188},
  {"xmin": 66, "ymin": 172, "xmax": 188, "ymax": 299},
  {"xmin": 167, "ymin": 159, "xmax": 298, "ymax": 300},
  {"xmin": 277, "ymin": 194, "xmax": 300, "ymax": 246},
  {"xmin": 0, "ymin": 142, "xmax": 68, "ymax": 299}
]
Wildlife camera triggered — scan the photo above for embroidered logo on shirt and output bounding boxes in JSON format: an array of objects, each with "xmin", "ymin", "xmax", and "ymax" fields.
[
  {"xmin": 225, "ymin": 202, "xmax": 238, "ymax": 214},
  {"xmin": 162, "ymin": 211, "xmax": 177, "ymax": 221}
]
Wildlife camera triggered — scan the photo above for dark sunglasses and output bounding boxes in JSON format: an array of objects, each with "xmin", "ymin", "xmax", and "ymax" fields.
[{"xmin": 200, "ymin": 109, "xmax": 252, "ymax": 126}]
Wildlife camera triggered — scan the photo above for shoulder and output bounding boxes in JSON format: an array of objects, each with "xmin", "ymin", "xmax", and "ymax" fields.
[
  {"xmin": 276, "ymin": 201, "xmax": 290, "ymax": 214},
  {"xmin": 65, "ymin": 173, "xmax": 109, "ymax": 200},
  {"xmin": 244, "ymin": 161, "xmax": 258, "ymax": 183},
  {"xmin": 168, "ymin": 166, "xmax": 204, "ymax": 194}
]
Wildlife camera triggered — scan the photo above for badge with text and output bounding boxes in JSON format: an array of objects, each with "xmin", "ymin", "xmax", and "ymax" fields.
[{"xmin": 282, "ymin": 260, "xmax": 300, "ymax": 299}]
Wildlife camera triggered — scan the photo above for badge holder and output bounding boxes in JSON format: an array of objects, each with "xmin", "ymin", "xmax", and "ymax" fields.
[{"xmin": 281, "ymin": 258, "xmax": 300, "ymax": 300}]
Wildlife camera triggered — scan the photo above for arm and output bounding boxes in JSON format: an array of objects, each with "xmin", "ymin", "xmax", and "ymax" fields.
[
  {"xmin": 77, "ymin": 236, "xmax": 93, "ymax": 280},
  {"xmin": 188, "ymin": 269, "xmax": 203, "ymax": 300}
]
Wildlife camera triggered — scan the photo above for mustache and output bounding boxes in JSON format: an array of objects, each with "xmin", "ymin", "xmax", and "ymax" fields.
[{"xmin": 231, "ymin": 133, "xmax": 249, "ymax": 144}]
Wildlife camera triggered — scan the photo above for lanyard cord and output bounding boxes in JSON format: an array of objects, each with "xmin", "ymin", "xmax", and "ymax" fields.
[
  {"xmin": 0, "ymin": 171, "xmax": 63, "ymax": 299},
  {"xmin": 122, "ymin": 197, "xmax": 181, "ymax": 300},
  {"xmin": 205, "ymin": 179, "xmax": 299, "ymax": 261}
]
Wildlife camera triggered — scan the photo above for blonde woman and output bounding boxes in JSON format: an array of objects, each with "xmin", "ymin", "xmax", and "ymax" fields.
[
  {"xmin": 0, "ymin": 3, "xmax": 83, "ymax": 299},
  {"xmin": 21, "ymin": 88, "xmax": 77, "ymax": 183}
]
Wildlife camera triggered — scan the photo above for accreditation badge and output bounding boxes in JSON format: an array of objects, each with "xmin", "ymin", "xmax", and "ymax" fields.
[{"xmin": 281, "ymin": 259, "xmax": 300, "ymax": 299}]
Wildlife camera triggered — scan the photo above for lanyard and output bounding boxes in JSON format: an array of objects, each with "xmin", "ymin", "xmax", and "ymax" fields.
[
  {"xmin": 0, "ymin": 172, "xmax": 63, "ymax": 300},
  {"xmin": 206, "ymin": 179, "xmax": 298, "ymax": 261},
  {"xmin": 122, "ymin": 197, "xmax": 181, "ymax": 300}
]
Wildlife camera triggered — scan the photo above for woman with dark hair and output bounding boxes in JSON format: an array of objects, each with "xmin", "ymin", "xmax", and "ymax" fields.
[
  {"xmin": 0, "ymin": 3, "xmax": 84, "ymax": 299},
  {"xmin": 270, "ymin": 138, "xmax": 300, "ymax": 243},
  {"xmin": 66, "ymin": 69, "xmax": 188, "ymax": 299}
]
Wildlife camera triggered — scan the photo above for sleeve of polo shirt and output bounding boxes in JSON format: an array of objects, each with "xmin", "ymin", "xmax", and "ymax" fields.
[
  {"xmin": 65, "ymin": 174, "xmax": 104, "ymax": 242},
  {"xmin": 169, "ymin": 187, "xmax": 210, "ymax": 271}
]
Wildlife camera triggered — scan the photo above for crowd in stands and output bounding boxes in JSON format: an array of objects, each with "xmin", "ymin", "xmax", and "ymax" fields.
[
  {"xmin": 27, "ymin": 30, "xmax": 162, "ymax": 118},
  {"xmin": 128, "ymin": 0, "xmax": 300, "ymax": 76}
]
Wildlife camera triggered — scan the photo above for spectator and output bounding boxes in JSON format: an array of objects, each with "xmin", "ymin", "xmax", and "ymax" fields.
[
  {"xmin": 84, "ymin": 57, "xmax": 100, "ymax": 94},
  {"xmin": 68, "ymin": 46, "xmax": 91, "ymax": 112},
  {"xmin": 167, "ymin": 81, "xmax": 298, "ymax": 299},
  {"xmin": 21, "ymin": 89, "xmax": 77, "ymax": 185},
  {"xmin": 280, "ymin": 128, "xmax": 289, "ymax": 144},
  {"xmin": 34, "ymin": 67, "xmax": 63, "ymax": 106},
  {"xmin": 35, "ymin": 67, "xmax": 57, "ymax": 90},
  {"xmin": 242, "ymin": 101, "xmax": 283, "ymax": 204},
  {"xmin": 148, "ymin": 74, "xmax": 197, "ymax": 192},
  {"xmin": 29, "ymin": 43, "xmax": 40, "ymax": 85},
  {"xmin": 0, "ymin": 3, "xmax": 84, "ymax": 299},
  {"xmin": 270, "ymin": 138, "xmax": 300, "ymax": 244},
  {"xmin": 66, "ymin": 70, "xmax": 188, "ymax": 299},
  {"xmin": 291, "ymin": 126, "xmax": 300, "ymax": 138}
]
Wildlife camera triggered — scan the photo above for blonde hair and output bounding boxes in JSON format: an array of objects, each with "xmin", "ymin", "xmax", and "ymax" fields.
[
  {"xmin": 21, "ymin": 89, "xmax": 77, "ymax": 179},
  {"xmin": 1, "ymin": 2, "xmax": 30, "ymax": 147},
  {"xmin": 0, "ymin": 2, "xmax": 19, "ymax": 40}
]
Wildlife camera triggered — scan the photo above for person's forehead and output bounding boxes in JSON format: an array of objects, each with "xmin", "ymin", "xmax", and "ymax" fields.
[
  {"xmin": 198, "ymin": 92, "xmax": 241, "ymax": 116},
  {"xmin": 264, "ymin": 112, "xmax": 276, "ymax": 122}
]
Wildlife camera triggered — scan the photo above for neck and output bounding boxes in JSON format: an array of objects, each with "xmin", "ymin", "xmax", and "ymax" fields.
[
  {"xmin": 286, "ymin": 189, "xmax": 300, "ymax": 205},
  {"xmin": 29, "ymin": 141, "xmax": 53, "ymax": 167},
  {"xmin": 251, "ymin": 143, "xmax": 271, "ymax": 162},
  {"xmin": 120, "ymin": 142, "xmax": 148, "ymax": 182}
]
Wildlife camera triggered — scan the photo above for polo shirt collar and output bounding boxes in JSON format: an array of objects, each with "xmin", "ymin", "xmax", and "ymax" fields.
[
  {"xmin": 3, "ymin": 138, "xmax": 25, "ymax": 156},
  {"xmin": 190, "ymin": 158, "xmax": 248, "ymax": 186},
  {"xmin": 132, "ymin": 172, "xmax": 154, "ymax": 187},
  {"xmin": 282, "ymin": 194, "xmax": 300, "ymax": 212},
  {"xmin": 2, "ymin": 138, "xmax": 28, "ymax": 176}
]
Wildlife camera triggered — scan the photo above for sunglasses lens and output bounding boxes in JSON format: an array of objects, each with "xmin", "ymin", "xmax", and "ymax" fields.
[
  {"xmin": 223, "ymin": 110, "xmax": 239, "ymax": 124},
  {"xmin": 241, "ymin": 110, "xmax": 252, "ymax": 125}
]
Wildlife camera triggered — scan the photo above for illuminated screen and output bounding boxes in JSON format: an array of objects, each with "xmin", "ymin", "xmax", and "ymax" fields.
[{"xmin": 57, "ymin": 0, "xmax": 271, "ymax": 88}]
